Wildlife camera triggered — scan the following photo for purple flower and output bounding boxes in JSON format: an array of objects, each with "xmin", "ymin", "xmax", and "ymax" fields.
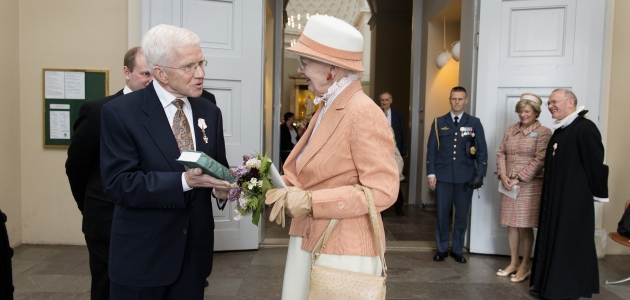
[
  {"xmin": 242, "ymin": 154, "xmax": 256, "ymax": 163},
  {"xmin": 227, "ymin": 188, "xmax": 243, "ymax": 202},
  {"xmin": 229, "ymin": 165, "xmax": 248, "ymax": 177},
  {"xmin": 237, "ymin": 168, "xmax": 260, "ymax": 186}
]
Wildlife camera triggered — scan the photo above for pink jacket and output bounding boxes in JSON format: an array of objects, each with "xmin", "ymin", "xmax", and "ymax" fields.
[
  {"xmin": 282, "ymin": 81, "xmax": 399, "ymax": 256},
  {"xmin": 497, "ymin": 121, "xmax": 552, "ymax": 182}
]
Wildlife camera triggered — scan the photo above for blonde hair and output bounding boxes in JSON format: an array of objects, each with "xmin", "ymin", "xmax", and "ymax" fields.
[{"xmin": 515, "ymin": 93, "xmax": 542, "ymax": 118}]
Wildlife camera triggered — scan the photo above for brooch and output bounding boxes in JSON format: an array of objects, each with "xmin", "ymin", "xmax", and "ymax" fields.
[{"xmin": 198, "ymin": 118, "xmax": 208, "ymax": 144}]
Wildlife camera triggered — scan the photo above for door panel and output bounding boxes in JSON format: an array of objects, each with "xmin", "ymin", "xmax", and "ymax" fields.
[
  {"xmin": 471, "ymin": 0, "xmax": 606, "ymax": 255},
  {"xmin": 143, "ymin": 0, "xmax": 264, "ymax": 251}
]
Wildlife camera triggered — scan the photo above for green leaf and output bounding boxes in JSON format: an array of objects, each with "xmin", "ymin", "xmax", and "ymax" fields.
[{"xmin": 251, "ymin": 197, "xmax": 263, "ymax": 226}]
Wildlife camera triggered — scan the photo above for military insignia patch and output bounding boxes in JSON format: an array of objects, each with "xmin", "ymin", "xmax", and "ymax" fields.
[{"xmin": 440, "ymin": 127, "xmax": 450, "ymax": 130}]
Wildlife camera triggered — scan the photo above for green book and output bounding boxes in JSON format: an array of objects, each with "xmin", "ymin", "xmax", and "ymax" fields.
[{"xmin": 176, "ymin": 151, "xmax": 235, "ymax": 182}]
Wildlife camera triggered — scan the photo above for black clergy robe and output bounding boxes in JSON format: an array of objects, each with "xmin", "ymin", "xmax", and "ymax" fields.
[{"xmin": 530, "ymin": 110, "xmax": 608, "ymax": 299}]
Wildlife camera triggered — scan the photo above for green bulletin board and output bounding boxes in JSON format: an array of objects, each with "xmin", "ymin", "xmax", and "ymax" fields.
[{"xmin": 43, "ymin": 69, "xmax": 109, "ymax": 148}]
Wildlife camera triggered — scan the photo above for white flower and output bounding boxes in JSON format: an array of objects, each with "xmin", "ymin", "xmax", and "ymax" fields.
[
  {"xmin": 239, "ymin": 197, "xmax": 249, "ymax": 209},
  {"xmin": 197, "ymin": 118, "xmax": 207, "ymax": 130},
  {"xmin": 245, "ymin": 158, "xmax": 262, "ymax": 170},
  {"xmin": 233, "ymin": 209, "xmax": 242, "ymax": 220},
  {"xmin": 248, "ymin": 178, "xmax": 260, "ymax": 190}
]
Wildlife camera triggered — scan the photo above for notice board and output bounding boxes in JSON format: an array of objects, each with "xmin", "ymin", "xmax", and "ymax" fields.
[{"xmin": 42, "ymin": 69, "xmax": 109, "ymax": 148}]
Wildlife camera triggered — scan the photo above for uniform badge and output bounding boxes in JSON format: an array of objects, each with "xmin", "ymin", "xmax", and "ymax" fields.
[
  {"xmin": 460, "ymin": 127, "xmax": 475, "ymax": 137},
  {"xmin": 441, "ymin": 127, "xmax": 450, "ymax": 130},
  {"xmin": 530, "ymin": 132, "xmax": 539, "ymax": 138}
]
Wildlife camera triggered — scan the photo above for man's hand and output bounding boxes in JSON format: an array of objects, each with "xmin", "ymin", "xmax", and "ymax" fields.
[
  {"xmin": 428, "ymin": 177, "xmax": 437, "ymax": 189},
  {"xmin": 467, "ymin": 175, "xmax": 484, "ymax": 189},
  {"xmin": 185, "ymin": 168, "xmax": 232, "ymax": 191}
]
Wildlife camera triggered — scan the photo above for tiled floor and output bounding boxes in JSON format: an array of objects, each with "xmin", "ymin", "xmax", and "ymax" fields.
[
  {"xmin": 9, "ymin": 189, "xmax": 630, "ymax": 299},
  {"xmin": 10, "ymin": 243, "xmax": 630, "ymax": 299}
]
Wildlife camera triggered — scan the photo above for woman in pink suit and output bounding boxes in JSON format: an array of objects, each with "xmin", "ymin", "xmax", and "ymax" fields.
[
  {"xmin": 265, "ymin": 15, "xmax": 399, "ymax": 299},
  {"xmin": 496, "ymin": 94, "xmax": 551, "ymax": 282}
]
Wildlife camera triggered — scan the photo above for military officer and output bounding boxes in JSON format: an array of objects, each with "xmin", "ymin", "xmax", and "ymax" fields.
[{"xmin": 426, "ymin": 86, "xmax": 488, "ymax": 263}]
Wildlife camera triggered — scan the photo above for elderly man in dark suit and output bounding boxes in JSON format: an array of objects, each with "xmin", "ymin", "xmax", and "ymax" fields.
[
  {"xmin": 100, "ymin": 24, "xmax": 233, "ymax": 299},
  {"xmin": 65, "ymin": 46, "xmax": 152, "ymax": 300},
  {"xmin": 426, "ymin": 86, "xmax": 488, "ymax": 263},
  {"xmin": 380, "ymin": 91, "xmax": 407, "ymax": 216}
]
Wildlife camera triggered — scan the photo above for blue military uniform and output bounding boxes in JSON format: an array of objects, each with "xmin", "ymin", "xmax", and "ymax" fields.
[{"xmin": 426, "ymin": 112, "xmax": 488, "ymax": 255}]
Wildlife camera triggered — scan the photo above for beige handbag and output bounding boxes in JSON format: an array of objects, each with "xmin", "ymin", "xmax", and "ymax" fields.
[{"xmin": 306, "ymin": 185, "xmax": 387, "ymax": 300}]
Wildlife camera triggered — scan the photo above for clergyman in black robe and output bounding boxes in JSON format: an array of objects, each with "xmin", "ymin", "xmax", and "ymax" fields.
[{"xmin": 530, "ymin": 89, "xmax": 609, "ymax": 300}]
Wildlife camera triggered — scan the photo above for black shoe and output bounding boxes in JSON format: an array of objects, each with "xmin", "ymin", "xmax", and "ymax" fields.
[
  {"xmin": 528, "ymin": 290, "xmax": 541, "ymax": 298},
  {"xmin": 395, "ymin": 207, "xmax": 405, "ymax": 216},
  {"xmin": 449, "ymin": 252, "xmax": 467, "ymax": 263},
  {"xmin": 433, "ymin": 251, "xmax": 447, "ymax": 261},
  {"xmin": 204, "ymin": 279, "xmax": 209, "ymax": 288}
]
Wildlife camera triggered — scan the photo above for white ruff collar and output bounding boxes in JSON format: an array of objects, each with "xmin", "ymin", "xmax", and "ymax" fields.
[
  {"xmin": 553, "ymin": 106, "xmax": 585, "ymax": 129},
  {"xmin": 313, "ymin": 73, "xmax": 361, "ymax": 106}
]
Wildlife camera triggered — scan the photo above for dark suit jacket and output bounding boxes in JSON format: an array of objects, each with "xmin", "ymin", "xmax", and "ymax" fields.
[
  {"xmin": 426, "ymin": 112, "xmax": 488, "ymax": 184},
  {"xmin": 390, "ymin": 108, "xmax": 406, "ymax": 156},
  {"xmin": 280, "ymin": 123, "xmax": 299, "ymax": 151},
  {"xmin": 100, "ymin": 82, "xmax": 228, "ymax": 287},
  {"xmin": 66, "ymin": 89, "xmax": 124, "ymax": 241}
]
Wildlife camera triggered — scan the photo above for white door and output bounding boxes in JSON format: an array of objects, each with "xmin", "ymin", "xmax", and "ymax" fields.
[
  {"xmin": 470, "ymin": 0, "xmax": 607, "ymax": 254},
  {"xmin": 142, "ymin": 0, "xmax": 265, "ymax": 251}
]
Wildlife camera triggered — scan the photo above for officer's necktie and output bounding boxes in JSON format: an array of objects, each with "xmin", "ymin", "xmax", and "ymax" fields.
[
  {"xmin": 171, "ymin": 99, "xmax": 194, "ymax": 153},
  {"xmin": 454, "ymin": 116, "xmax": 459, "ymax": 127}
]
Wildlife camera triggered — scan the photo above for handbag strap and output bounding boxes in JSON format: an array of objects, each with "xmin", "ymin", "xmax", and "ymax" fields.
[{"xmin": 310, "ymin": 185, "xmax": 388, "ymax": 278}]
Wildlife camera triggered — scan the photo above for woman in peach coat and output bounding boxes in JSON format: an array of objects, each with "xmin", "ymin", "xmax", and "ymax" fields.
[
  {"xmin": 265, "ymin": 15, "xmax": 399, "ymax": 299},
  {"xmin": 496, "ymin": 93, "xmax": 551, "ymax": 283}
]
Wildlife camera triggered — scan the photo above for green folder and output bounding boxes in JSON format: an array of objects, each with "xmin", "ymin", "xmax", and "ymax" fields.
[{"xmin": 176, "ymin": 150, "xmax": 235, "ymax": 182}]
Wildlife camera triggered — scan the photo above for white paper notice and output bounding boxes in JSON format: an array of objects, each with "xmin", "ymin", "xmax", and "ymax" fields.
[
  {"xmin": 65, "ymin": 72, "xmax": 85, "ymax": 99},
  {"xmin": 50, "ymin": 104, "xmax": 70, "ymax": 110},
  {"xmin": 45, "ymin": 71, "xmax": 65, "ymax": 99},
  {"xmin": 50, "ymin": 111, "xmax": 70, "ymax": 139}
]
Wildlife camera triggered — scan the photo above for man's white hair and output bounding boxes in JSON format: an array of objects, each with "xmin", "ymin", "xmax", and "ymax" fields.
[{"xmin": 141, "ymin": 24, "xmax": 201, "ymax": 75}]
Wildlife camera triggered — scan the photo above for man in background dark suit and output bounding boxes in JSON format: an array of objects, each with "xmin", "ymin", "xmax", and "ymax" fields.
[
  {"xmin": 65, "ymin": 47, "xmax": 152, "ymax": 300},
  {"xmin": 101, "ymin": 24, "xmax": 232, "ymax": 299},
  {"xmin": 380, "ymin": 91, "xmax": 407, "ymax": 216}
]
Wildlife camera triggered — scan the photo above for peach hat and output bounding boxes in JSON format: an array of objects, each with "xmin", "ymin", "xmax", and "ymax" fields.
[{"xmin": 287, "ymin": 15, "xmax": 364, "ymax": 72}]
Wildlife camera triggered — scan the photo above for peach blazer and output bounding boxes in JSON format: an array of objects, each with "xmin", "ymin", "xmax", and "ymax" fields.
[{"xmin": 282, "ymin": 81, "xmax": 399, "ymax": 257}]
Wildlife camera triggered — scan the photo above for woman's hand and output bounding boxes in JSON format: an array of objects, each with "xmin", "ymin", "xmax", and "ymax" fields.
[{"xmin": 500, "ymin": 174, "xmax": 512, "ymax": 190}]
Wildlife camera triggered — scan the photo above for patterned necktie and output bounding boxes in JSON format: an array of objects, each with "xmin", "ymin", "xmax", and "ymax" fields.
[
  {"xmin": 454, "ymin": 116, "xmax": 459, "ymax": 127},
  {"xmin": 171, "ymin": 99, "xmax": 194, "ymax": 153}
]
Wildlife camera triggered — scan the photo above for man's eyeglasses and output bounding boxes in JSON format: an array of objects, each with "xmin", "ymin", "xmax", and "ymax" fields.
[{"xmin": 159, "ymin": 60, "xmax": 208, "ymax": 74}]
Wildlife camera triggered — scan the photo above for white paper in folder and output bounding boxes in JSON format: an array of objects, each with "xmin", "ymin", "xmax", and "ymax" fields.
[{"xmin": 498, "ymin": 184, "xmax": 520, "ymax": 200}]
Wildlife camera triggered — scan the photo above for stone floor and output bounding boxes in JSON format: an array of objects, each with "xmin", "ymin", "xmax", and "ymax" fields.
[
  {"xmin": 10, "ymin": 202, "xmax": 630, "ymax": 299},
  {"xmin": 10, "ymin": 243, "xmax": 630, "ymax": 299}
]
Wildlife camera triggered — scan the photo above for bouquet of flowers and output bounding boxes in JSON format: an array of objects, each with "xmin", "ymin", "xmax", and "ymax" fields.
[{"xmin": 227, "ymin": 153, "xmax": 275, "ymax": 226}]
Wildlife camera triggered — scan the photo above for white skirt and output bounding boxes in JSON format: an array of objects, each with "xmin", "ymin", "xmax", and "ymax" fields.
[{"xmin": 281, "ymin": 236, "xmax": 382, "ymax": 300}]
